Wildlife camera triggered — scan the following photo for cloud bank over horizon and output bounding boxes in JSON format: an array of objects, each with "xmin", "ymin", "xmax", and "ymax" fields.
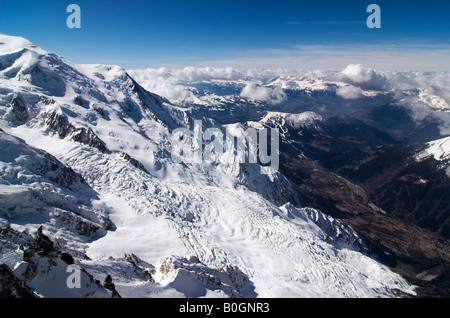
[
  {"xmin": 129, "ymin": 64, "xmax": 450, "ymax": 136},
  {"xmin": 174, "ymin": 44, "xmax": 450, "ymax": 73}
]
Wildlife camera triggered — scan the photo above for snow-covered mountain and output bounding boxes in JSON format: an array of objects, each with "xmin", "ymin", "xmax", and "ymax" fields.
[
  {"xmin": 260, "ymin": 111, "xmax": 323, "ymax": 130},
  {"xmin": 0, "ymin": 34, "xmax": 416, "ymax": 298},
  {"xmin": 417, "ymin": 136, "xmax": 450, "ymax": 177}
]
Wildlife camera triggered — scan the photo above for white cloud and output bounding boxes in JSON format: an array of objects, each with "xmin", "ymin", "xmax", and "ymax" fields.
[
  {"xmin": 336, "ymin": 85, "xmax": 363, "ymax": 99},
  {"xmin": 129, "ymin": 67, "xmax": 291, "ymax": 105},
  {"xmin": 128, "ymin": 65, "xmax": 450, "ymax": 137},
  {"xmin": 128, "ymin": 68, "xmax": 197, "ymax": 104},
  {"xmin": 387, "ymin": 71, "xmax": 450, "ymax": 136},
  {"xmin": 240, "ymin": 82, "xmax": 287, "ymax": 105},
  {"xmin": 390, "ymin": 72, "xmax": 450, "ymax": 106},
  {"xmin": 338, "ymin": 64, "xmax": 388, "ymax": 91}
]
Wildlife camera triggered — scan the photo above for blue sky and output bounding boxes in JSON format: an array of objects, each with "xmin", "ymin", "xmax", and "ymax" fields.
[{"xmin": 1, "ymin": 0, "xmax": 449, "ymax": 70}]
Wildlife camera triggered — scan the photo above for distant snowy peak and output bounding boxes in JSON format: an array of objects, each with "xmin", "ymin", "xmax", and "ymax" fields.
[
  {"xmin": 417, "ymin": 89, "xmax": 450, "ymax": 112},
  {"xmin": 417, "ymin": 136, "xmax": 450, "ymax": 176},
  {"xmin": 265, "ymin": 76, "xmax": 330, "ymax": 91},
  {"xmin": 419, "ymin": 136, "xmax": 450, "ymax": 161},
  {"xmin": 260, "ymin": 111, "xmax": 323, "ymax": 129}
]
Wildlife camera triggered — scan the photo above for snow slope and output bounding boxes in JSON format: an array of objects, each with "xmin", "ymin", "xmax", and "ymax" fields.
[
  {"xmin": 416, "ymin": 136, "xmax": 450, "ymax": 177},
  {"xmin": 422, "ymin": 136, "xmax": 450, "ymax": 162},
  {"xmin": 261, "ymin": 111, "xmax": 323, "ymax": 130},
  {"xmin": 0, "ymin": 34, "xmax": 415, "ymax": 298}
]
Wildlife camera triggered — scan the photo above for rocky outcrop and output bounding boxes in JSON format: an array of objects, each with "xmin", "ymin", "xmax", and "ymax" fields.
[
  {"xmin": 123, "ymin": 253, "xmax": 155, "ymax": 282},
  {"xmin": 50, "ymin": 209, "xmax": 108, "ymax": 237},
  {"xmin": 119, "ymin": 152, "xmax": 148, "ymax": 173},
  {"xmin": 0, "ymin": 264, "xmax": 36, "ymax": 298},
  {"xmin": 9, "ymin": 94, "xmax": 29, "ymax": 123},
  {"xmin": 160, "ymin": 256, "xmax": 255, "ymax": 298},
  {"xmin": 73, "ymin": 96, "xmax": 90, "ymax": 108},
  {"xmin": 32, "ymin": 225, "xmax": 54, "ymax": 255},
  {"xmin": 103, "ymin": 275, "xmax": 121, "ymax": 298},
  {"xmin": 46, "ymin": 111, "xmax": 111, "ymax": 154},
  {"xmin": 1, "ymin": 225, "xmax": 112, "ymax": 298}
]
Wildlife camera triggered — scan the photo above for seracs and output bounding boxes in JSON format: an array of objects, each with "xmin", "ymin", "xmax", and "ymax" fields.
[{"xmin": 171, "ymin": 120, "xmax": 280, "ymax": 172}]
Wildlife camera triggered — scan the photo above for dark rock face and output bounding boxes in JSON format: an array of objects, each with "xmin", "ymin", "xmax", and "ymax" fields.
[
  {"xmin": 18, "ymin": 226, "xmax": 59, "ymax": 270},
  {"xmin": 103, "ymin": 275, "xmax": 121, "ymax": 298},
  {"xmin": 10, "ymin": 94, "xmax": 29, "ymax": 123},
  {"xmin": 61, "ymin": 253, "xmax": 75, "ymax": 265},
  {"xmin": 0, "ymin": 225, "xmax": 115, "ymax": 298},
  {"xmin": 0, "ymin": 264, "xmax": 36, "ymax": 298},
  {"xmin": 33, "ymin": 225, "xmax": 54, "ymax": 255},
  {"xmin": 124, "ymin": 253, "xmax": 155, "ymax": 282},
  {"xmin": 119, "ymin": 152, "xmax": 148, "ymax": 173},
  {"xmin": 73, "ymin": 96, "xmax": 90, "ymax": 108},
  {"xmin": 36, "ymin": 151, "xmax": 88, "ymax": 190},
  {"xmin": 46, "ymin": 111, "xmax": 111, "ymax": 154},
  {"xmin": 45, "ymin": 111, "xmax": 71, "ymax": 139}
]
